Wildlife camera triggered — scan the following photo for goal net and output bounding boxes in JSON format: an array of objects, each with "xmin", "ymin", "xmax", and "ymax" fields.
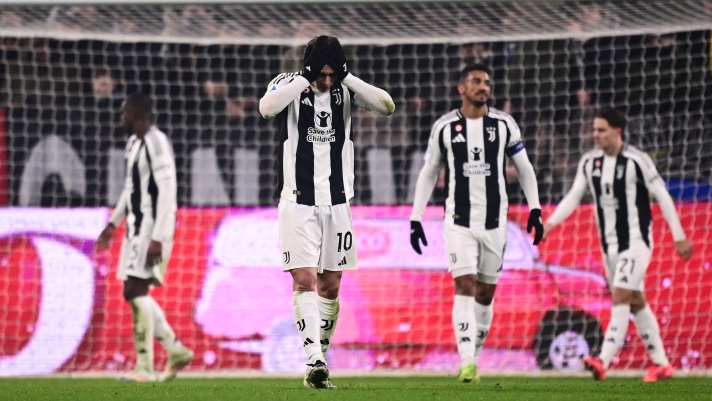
[{"xmin": 0, "ymin": 0, "xmax": 711, "ymax": 375}]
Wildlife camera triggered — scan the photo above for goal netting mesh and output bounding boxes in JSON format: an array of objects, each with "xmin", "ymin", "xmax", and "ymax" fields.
[{"xmin": 0, "ymin": 0, "xmax": 711, "ymax": 375}]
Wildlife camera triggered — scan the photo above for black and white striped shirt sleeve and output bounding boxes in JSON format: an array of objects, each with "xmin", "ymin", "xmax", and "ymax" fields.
[{"xmin": 145, "ymin": 130, "xmax": 177, "ymax": 242}]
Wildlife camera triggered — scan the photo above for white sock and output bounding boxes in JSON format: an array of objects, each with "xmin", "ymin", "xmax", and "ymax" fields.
[
  {"xmin": 634, "ymin": 305, "xmax": 670, "ymax": 366},
  {"xmin": 129, "ymin": 296, "xmax": 154, "ymax": 371},
  {"xmin": 600, "ymin": 304, "xmax": 631, "ymax": 368},
  {"xmin": 293, "ymin": 291, "xmax": 325, "ymax": 365},
  {"xmin": 452, "ymin": 295, "xmax": 477, "ymax": 367},
  {"xmin": 147, "ymin": 296, "xmax": 181, "ymax": 354},
  {"xmin": 316, "ymin": 295, "xmax": 339, "ymax": 357},
  {"xmin": 474, "ymin": 301, "xmax": 494, "ymax": 358}
]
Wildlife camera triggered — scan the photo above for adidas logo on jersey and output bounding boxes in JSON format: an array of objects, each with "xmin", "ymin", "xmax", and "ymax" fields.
[
  {"xmin": 337, "ymin": 256, "xmax": 347, "ymax": 266},
  {"xmin": 452, "ymin": 133, "xmax": 466, "ymax": 143},
  {"xmin": 301, "ymin": 98, "xmax": 313, "ymax": 107}
]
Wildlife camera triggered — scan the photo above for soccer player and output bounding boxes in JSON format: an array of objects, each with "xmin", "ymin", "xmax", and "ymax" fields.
[
  {"xmin": 543, "ymin": 108, "xmax": 693, "ymax": 382},
  {"xmin": 95, "ymin": 93, "xmax": 194, "ymax": 382},
  {"xmin": 409, "ymin": 63, "xmax": 544, "ymax": 383},
  {"xmin": 259, "ymin": 36, "xmax": 394, "ymax": 389}
]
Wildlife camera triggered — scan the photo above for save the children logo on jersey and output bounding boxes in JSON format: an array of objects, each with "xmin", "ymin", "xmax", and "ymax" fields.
[
  {"xmin": 315, "ymin": 111, "xmax": 331, "ymax": 128},
  {"xmin": 307, "ymin": 111, "xmax": 336, "ymax": 143},
  {"xmin": 463, "ymin": 147, "xmax": 491, "ymax": 177}
]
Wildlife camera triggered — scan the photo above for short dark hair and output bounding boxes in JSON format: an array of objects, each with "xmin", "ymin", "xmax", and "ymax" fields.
[
  {"xmin": 125, "ymin": 92, "xmax": 153, "ymax": 120},
  {"xmin": 304, "ymin": 35, "xmax": 342, "ymax": 62},
  {"xmin": 460, "ymin": 63, "xmax": 491, "ymax": 83},
  {"xmin": 596, "ymin": 107, "xmax": 627, "ymax": 136}
]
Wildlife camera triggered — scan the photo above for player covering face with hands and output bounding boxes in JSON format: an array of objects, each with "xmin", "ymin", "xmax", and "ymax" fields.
[
  {"xmin": 260, "ymin": 36, "xmax": 394, "ymax": 389},
  {"xmin": 542, "ymin": 108, "xmax": 693, "ymax": 382},
  {"xmin": 409, "ymin": 64, "xmax": 543, "ymax": 383}
]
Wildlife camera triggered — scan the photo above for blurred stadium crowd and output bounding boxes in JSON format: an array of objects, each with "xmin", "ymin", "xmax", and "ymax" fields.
[{"xmin": 0, "ymin": 4, "xmax": 710, "ymax": 207}]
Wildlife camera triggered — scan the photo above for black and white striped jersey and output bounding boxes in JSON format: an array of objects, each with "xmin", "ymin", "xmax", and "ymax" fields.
[
  {"xmin": 569, "ymin": 146, "xmax": 664, "ymax": 252},
  {"xmin": 423, "ymin": 108, "xmax": 526, "ymax": 230},
  {"xmin": 110, "ymin": 126, "xmax": 177, "ymax": 241},
  {"xmin": 267, "ymin": 72, "xmax": 368, "ymax": 206}
]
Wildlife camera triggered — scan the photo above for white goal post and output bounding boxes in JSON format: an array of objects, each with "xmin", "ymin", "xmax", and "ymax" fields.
[{"xmin": 0, "ymin": 0, "xmax": 711, "ymax": 376}]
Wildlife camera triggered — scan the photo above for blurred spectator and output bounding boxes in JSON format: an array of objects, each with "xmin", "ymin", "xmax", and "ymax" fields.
[{"xmin": 203, "ymin": 80, "xmax": 229, "ymax": 98}]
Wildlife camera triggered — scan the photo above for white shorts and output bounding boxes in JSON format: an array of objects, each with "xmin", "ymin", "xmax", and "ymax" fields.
[
  {"xmin": 278, "ymin": 199, "xmax": 357, "ymax": 273},
  {"xmin": 444, "ymin": 222, "xmax": 507, "ymax": 285},
  {"xmin": 604, "ymin": 243, "xmax": 651, "ymax": 292},
  {"xmin": 117, "ymin": 228, "xmax": 172, "ymax": 286}
]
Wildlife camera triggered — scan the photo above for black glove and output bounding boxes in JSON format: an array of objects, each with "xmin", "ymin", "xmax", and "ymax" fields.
[
  {"xmin": 527, "ymin": 208, "xmax": 544, "ymax": 246},
  {"xmin": 302, "ymin": 44, "xmax": 330, "ymax": 83},
  {"xmin": 329, "ymin": 45, "xmax": 349, "ymax": 81},
  {"xmin": 410, "ymin": 221, "xmax": 428, "ymax": 255}
]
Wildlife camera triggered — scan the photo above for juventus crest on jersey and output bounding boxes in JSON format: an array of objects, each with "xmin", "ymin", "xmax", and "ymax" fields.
[
  {"xmin": 267, "ymin": 72, "xmax": 361, "ymax": 206},
  {"xmin": 577, "ymin": 145, "xmax": 658, "ymax": 253},
  {"xmin": 424, "ymin": 108, "xmax": 525, "ymax": 230}
]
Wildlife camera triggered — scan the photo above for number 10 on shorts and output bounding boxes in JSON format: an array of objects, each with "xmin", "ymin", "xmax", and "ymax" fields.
[{"xmin": 336, "ymin": 231, "xmax": 353, "ymax": 252}]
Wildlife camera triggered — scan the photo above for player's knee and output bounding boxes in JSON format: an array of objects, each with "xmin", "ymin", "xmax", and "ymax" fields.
[
  {"xmin": 123, "ymin": 277, "xmax": 150, "ymax": 301},
  {"xmin": 317, "ymin": 281, "xmax": 340, "ymax": 299},
  {"xmin": 611, "ymin": 287, "xmax": 634, "ymax": 305},
  {"xmin": 629, "ymin": 291, "xmax": 647, "ymax": 313},
  {"xmin": 475, "ymin": 281, "xmax": 497, "ymax": 305},
  {"xmin": 123, "ymin": 284, "xmax": 143, "ymax": 301},
  {"xmin": 453, "ymin": 274, "xmax": 477, "ymax": 296},
  {"xmin": 291, "ymin": 268, "xmax": 317, "ymax": 292},
  {"xmin": 317, "ymin": 271, "xmax": 342, "ymax": 299}
]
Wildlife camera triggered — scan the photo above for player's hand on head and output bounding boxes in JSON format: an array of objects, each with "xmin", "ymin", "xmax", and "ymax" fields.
[
  {"xmin": 410, "ymin": 221, "xmax": 428, "ymax": 255},
  {"xmin": 675, "ymin": 239, "xmax": 693, "ymax": 261},
  {"xmin": 95, "ymin": 224, "xmax": 115, "ymax": 251},
  {"xmin": 146, "ymin": 240, "xmax": 163, "ymax": 265},
  {"xmin": 302, "ymin": 44, "xmax": 331, "ymax": 83},
  {"xmin": 527, "ymin": 208, "xmax": 544, "ymax": 246},
  {"xmin": 329, "ymin": 45, "xmax": 349, "ymax": 81}
]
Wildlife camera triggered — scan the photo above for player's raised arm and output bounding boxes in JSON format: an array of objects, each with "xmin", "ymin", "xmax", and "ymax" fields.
[
  {"xmin": 328, "ymin": 46, "xmax": 395, "ymax": 116},
  {"xmin": 543, "ymin": 154, "xmax": 590, "ymax": 240},
  {"xmin": 633, "ymin": 152, "xmax": 692, "ymax": 260},
  {"xmin": 259, "ymin": 44, "xmax": 331, "ymax": 119},
  {"xmin": 409, "ymin": 121, "xmax": 447, "ymax": 254},
  {"xmin": 504, "ymin": 118, "xmax": 543, "ymax": 244}
]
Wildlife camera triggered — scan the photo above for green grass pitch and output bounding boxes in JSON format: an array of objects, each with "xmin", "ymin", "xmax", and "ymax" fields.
[{"xmin": 1, "ymin": 377, "xmax": 711, "ymax": 401}]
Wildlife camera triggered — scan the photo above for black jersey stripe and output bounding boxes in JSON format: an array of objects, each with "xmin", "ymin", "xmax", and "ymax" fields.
[
  {"xmin": 144, "ymin": 143, "xmax": 159, "ymax": 221},
  {"xmin": 633, "ymin": 160, "xmax": 652, "ymax": 248},
  {"xmin": 438, "ymin": 124, "xmax": 449, "ymax": 215},
  {"xmin": 483, "ymin": 116, "xmax": 501, "ymax": 230},
  {"xmin": 613, "ymin": 155, "xmax": 630, "ymax": 252},
  {"xmin": 275, "ymin": 108, "xmax": 289, "ymax": 202},
  {"xmin": 130, "ymin": 141, "xmax": 145, "ymax": 237},
  {"xmin": 590, "ymin": 156, "xmax": 607, "ymax": 253},
  {"xmin": 329, "ymin": 83, "xmax": 347, "ymax": 205},
  {"xmin": 295, "ymin": 89, "xmax": 316, "ymax": 205},
  {"xmin": 451, "ymin": 117, "xmax": 470, "ymax": 228}
]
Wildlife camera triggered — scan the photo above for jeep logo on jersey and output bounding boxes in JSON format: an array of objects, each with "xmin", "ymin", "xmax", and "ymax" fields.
[
  {"xmin": 471, "ymin": 147, "xmax": 482, "ymax": 161},
  {"xmin": 315, "ymin": 111, "xmax": 331, "ymax": 128}
]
